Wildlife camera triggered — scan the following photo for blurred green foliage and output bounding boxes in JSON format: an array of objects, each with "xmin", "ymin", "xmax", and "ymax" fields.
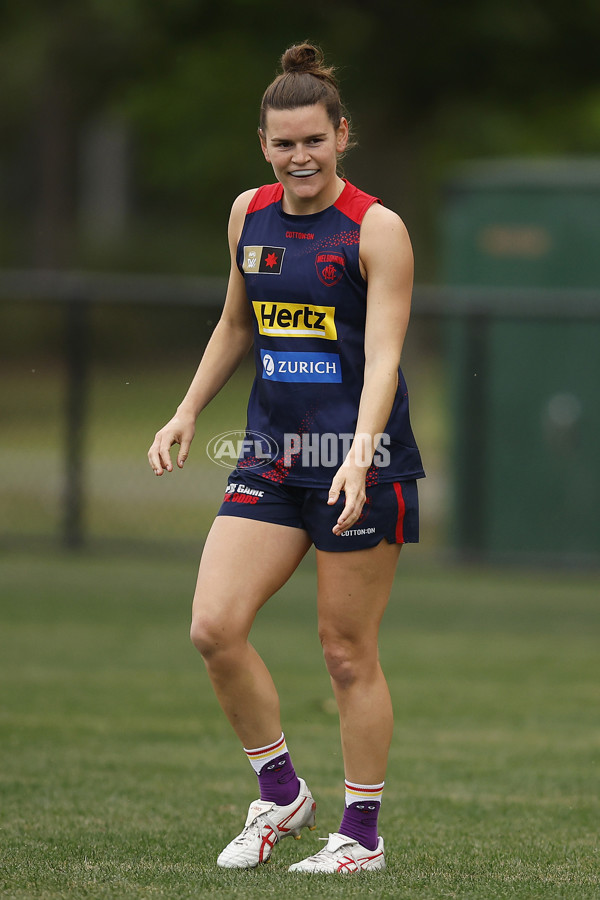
[{"xmin": 1, "ymin": 0, "xmax": 599, "ymax": 276}]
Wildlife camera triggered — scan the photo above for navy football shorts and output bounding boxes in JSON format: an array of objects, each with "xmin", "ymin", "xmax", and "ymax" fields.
[{"xmin": 216, "ymin": 468, "xmax": 419, "ymax": 552}]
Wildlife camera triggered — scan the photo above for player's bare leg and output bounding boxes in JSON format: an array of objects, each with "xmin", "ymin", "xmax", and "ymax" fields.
[
  {"xmin": 190, "ymin": 515, "xmax": 312, "ymax": 748},
  {"xmin": 191, "ymin": 516, "xmax": 316, "ymax": 870},
  {"xmin": 316, "ymin": 540, "xmax": 401, "ymax": 784},
  {"xmin": 287, "ymin": 539, "xmax": 400, "ymax": 872}
]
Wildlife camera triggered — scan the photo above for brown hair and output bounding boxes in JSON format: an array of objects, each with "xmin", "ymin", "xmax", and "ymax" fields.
[{"xmin": 259, "ymin": 42, "xmax": 355, "ymax": 151}]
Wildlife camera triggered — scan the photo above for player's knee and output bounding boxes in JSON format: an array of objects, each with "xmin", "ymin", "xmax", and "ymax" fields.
[
  {"xmin": 190, "ymin": 613, "xmax": 231, "ymax": 660},
  {"xmin": 320, "ymin": 635, "xmax": 363, "ymax": 689},
  {"xmin": 189, "ymin": 615, "xmax": 211, "ymax": 656}
]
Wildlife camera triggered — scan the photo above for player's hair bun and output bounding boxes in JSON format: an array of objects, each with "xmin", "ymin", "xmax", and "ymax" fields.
[{"xmin": 280, "ymin": 43, "xmax": 335, "ymax": 82}]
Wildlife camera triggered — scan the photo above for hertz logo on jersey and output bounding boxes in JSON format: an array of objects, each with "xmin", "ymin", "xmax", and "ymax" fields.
[{"xmin": 252, "ymin": 302, "xmax": 337, "ymax": 340}]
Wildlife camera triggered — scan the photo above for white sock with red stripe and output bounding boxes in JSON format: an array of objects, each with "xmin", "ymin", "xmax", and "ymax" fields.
[
  {"xmin": 344, "ymin": 779, "xmax": 384, "ymax": 807},
  {"xmin": 244, "ymin": 733, "xmax": 288, "ymax": 774}
]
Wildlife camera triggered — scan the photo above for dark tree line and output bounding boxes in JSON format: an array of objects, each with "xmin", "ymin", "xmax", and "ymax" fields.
[{"xmin": 0, "ymin": 0, "xmax": 599, "ymax": 275}]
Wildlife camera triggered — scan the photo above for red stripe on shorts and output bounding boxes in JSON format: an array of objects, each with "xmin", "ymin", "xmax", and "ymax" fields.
[{"xmin": 393, "ymin": 482, "xmax": 405, "ymax": 544}]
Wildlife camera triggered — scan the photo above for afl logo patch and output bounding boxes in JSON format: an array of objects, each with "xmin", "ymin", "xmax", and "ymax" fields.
[
  {"xmin": 243, "ymin": 246, "xmax": 285, "ymax": 274},
  {"xmin": 315, "ymin": 251, "xmax": 345, "ymax": 286}
]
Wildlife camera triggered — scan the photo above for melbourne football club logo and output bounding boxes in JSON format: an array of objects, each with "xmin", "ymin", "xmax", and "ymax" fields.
[
  {"xmin": 315, "ymin": 251, "xmax": 345, "ymax": 286},
  {"xmin": 243, "ymin": 246, "xmax": 285, "ymax": 274}
]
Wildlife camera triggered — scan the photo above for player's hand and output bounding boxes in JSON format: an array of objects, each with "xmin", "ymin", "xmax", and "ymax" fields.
[
  {"xmin": 148, "ymin": 412, "xmax": 196, "ymax": 476},
  {"xmin": 327, "ymin": 462, "xmax": 367, "ymax": 535}
]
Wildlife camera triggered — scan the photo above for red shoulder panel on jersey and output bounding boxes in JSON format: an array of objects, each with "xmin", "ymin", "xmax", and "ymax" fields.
[
  {"xmin": 247, "ymin": 183, "xmax": 284, "ymax": 214},
  {"xmin": 335, "ymin": 179, "xmax": 381, "ymax": 224}
]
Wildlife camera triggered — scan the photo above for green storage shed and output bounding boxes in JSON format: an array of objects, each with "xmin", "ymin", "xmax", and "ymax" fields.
[{"xmin": 442, "ymin": 159, "xmax": 600, "ymax": 564}]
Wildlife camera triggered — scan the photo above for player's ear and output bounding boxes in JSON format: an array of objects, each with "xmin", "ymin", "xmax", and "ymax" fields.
[
  {"xmin": 258, "ymin": 128, "xmax": 270, "ymax": 163},
  {"xmin": 336, "ymin": 117, "xmax": 349, "ymax": 154}
]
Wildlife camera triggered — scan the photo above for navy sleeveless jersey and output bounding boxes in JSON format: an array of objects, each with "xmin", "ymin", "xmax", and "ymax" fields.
[{"xmin": 235, "ymin": 179, "xmax": 425, "ymax": 487}]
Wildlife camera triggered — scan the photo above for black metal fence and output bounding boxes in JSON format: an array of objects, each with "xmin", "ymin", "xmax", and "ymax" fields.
[{"xmin": 2, "ymin": 269, "xmax": 599, "ymax": 563}]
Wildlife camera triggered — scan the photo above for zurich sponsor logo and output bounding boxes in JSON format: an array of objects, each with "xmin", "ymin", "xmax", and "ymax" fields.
[
  {"xmin": 263, "ymin": 353, "xmax": 275, "ymax": 377},
  {"xmin": 261, "ymin": 349, "xmax": 342, "ymax": 383}
]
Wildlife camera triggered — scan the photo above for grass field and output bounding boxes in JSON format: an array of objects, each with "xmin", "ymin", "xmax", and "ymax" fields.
[{"xmin": 1, "ymin": 550, "xmax": 599, "ymax": 898}]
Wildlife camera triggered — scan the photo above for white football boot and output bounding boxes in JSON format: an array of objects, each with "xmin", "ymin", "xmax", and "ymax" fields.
[
  {"xmin": 288, "ymin": 831, "xmax": 385, "ymax": 873},
  {"xmin": 217, "ymin": 778, "xmax": 316, "ymax": 868}
]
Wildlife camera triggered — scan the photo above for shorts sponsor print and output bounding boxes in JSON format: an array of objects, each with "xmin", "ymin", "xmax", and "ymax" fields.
[
  {"xmin": 222, "ymin": 482, "xmax": 265, "ymax": 504},
  {"xmin": 216, "ymin": 470, "xmax": 419, "ymax": 552}
]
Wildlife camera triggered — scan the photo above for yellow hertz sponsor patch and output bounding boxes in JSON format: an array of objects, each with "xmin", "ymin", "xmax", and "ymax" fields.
[{"xmin": 252, "ymin": 301, "xmax": 337, "ymax": 340}]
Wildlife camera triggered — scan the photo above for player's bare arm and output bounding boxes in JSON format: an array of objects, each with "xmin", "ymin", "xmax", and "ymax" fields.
[
  {"xmin": 328, "ymin": 204, "xmax": 414, "ymax": 534},
  {"xmin": 148, "ymin": 191, "xmax": 257, "ymax": 475}
]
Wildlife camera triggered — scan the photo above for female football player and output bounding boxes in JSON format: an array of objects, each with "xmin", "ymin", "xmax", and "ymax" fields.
[{"xmin": 148, "ymin": 42, "xmax": 424, "ymax": 874}]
